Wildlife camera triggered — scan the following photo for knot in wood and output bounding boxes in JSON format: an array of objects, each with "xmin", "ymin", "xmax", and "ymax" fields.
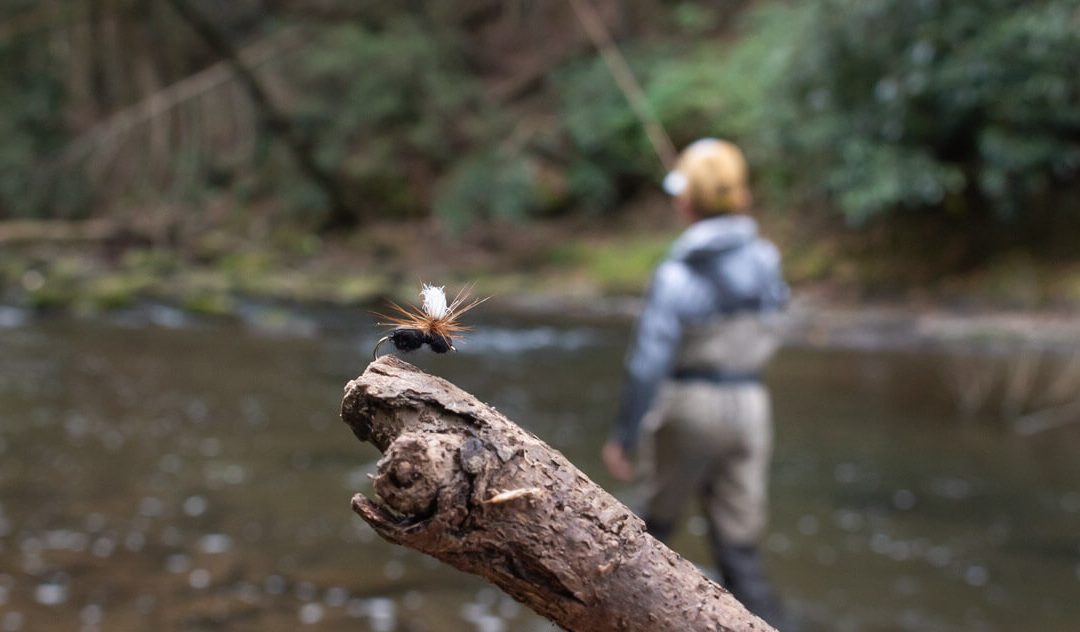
[
  {"xmin": 389, "ymin": 460, "xmax": 419, "ymax": 487},
  {"xmin": 372, "ymin": 432, "xmax": 462, "ymax": 519}
]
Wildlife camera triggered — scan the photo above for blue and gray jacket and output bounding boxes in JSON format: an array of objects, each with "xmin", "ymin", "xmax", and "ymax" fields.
[{"xmin": 612, "ymin": 215, "xmax": 789, "ymax": 452}]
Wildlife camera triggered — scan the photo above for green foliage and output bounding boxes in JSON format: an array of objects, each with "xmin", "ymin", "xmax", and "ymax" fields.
[
  {"xmin": 670, "ymin": 2, "xmax": 721, "ymax": 35},
  {"xmin": 3, "ymin": 0, "xmax": 1079, "ymax": 249},
  {"xmin": 545, "ymin": 234, "xmax": 676, "ymax": 293},
  {"xmin": 554, "ymin": 4, "xmax": 808, "ymax": 209},
  {"xmin": 771, "ymin": 0, "xmax": 1080, "ymax": 223},
  {"xmin": 556, "ymin": 53, "xmax": 660, "ymax": 181},
  {"xmin": 296, "ymin": 18, "xmax": 492, "ymax": 218},
  {"xmin": 434, "ymin": 149, "xmax": 544, "ymax": 233},
  {"xmin": 0, "ymin": 35, "xmax": 86, "ymax": 218},
  {"xmin": 649, "ymin": 4, "xmax": 809, "ymax": 147}
]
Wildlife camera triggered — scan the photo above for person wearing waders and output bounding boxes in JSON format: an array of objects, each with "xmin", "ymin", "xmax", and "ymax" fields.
[{"xmin": 602, "ymin": 138, "xmax": 789, "ymax": 628}]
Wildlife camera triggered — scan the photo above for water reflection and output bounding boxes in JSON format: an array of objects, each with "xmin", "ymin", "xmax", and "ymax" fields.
[{"xmin": 0, "ymin": 313, "xmax": 1077, "ymax": 630}]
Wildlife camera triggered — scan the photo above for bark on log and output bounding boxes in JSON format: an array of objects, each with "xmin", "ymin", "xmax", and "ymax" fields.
[{"xmin": 341, "ymin": 356, "xmax": 775, "ymax": 632}]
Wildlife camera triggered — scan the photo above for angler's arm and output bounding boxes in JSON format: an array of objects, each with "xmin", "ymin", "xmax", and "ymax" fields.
[{"xmin": 610, "ymin": 262, "xmax": 687, "ymax": 454}]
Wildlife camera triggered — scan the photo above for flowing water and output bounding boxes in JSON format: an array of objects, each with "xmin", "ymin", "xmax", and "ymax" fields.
[{"xmin": 0, "ymin": 305, "xmax": 1078, "ymax": 631}]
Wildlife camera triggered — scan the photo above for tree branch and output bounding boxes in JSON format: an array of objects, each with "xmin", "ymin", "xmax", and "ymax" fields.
[
  {"xmin": 164, "ymin": 0, "xmax": 358, "ymax": 230},
  {"xmin": 58, "ymin": 29, "xmax": 305, "ymax": 167},
  {"xmin": 341, "ymin": 356, "xmax": 774, "ymax": 632}
]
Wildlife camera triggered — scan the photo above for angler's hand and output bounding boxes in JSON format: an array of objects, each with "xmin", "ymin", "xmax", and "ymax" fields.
[{"xmin": 602, "ymin": 441, "xmax": 635, "ymax": 482}]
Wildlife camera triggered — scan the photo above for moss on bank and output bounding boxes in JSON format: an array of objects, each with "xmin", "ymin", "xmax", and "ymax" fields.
[
  {"xmin": 4, "ymin": 215, "xmax": 1080, "ymax": 319},
  {"xmin": 0, "ymin": 233, "xmax": 662, "ymax": 316}
]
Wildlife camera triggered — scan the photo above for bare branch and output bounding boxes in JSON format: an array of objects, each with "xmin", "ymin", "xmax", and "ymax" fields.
[
  {"xmin": 57, "ymin": 28, "xmax": 307, "ymax": 168},
  {"xmin": 165, "ymin": 0, "xmax": 357, "ymax": 230},
  {"xmin": 341, "ymin": 356, "xmax": 773, "ymax": 632}
]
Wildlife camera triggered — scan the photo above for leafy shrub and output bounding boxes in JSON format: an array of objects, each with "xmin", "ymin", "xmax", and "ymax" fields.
[
  {"xmin": 554, "ymin": 4, "xmax": 808, "ymax": 209},
  {"xmin": 434, "ymin": 149, "xmax": 544, "ymax": 233},
  {"xmin": 0, "ymin": 36, "xmax": 87, "ymax": 219},
  {"xmin": 649, "ymin": 4, "xmax": 809, "ymax": 148},
  {"xmin": 295, "ymin": 18, "xmax": 493, "ymax": 219},
  {"xmin": 771, "ymin": 0, "xmax": 1080, "ymax": 223}
]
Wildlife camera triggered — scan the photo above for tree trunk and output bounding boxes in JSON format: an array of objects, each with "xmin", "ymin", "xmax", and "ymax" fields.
[
  {"xmin": 341, "ymin": 356, "xmax": 775, "ymax": 632},
  {"xmin": 165, "ymin": 0, "xmax": 357, "ymax": 231}
]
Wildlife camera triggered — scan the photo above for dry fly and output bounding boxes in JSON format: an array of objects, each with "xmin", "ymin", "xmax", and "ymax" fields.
[{"xmin": 372, "ymin": 284, "xmax": 488, "ymax": 360}]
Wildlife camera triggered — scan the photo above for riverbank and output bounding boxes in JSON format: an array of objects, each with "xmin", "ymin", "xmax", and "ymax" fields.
[
  {"xmin": 3, "ymin": 278, "xmax": 1079, "ymax": 358},
  {"xmin": 3, "ymin": 212, "xmax": 1080, "ymax": 351}
]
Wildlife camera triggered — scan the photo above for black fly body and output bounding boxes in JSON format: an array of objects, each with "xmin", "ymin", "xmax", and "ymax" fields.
[{"xmin": 372, "ymin": 284, "xmax": 487, "ymax": 360}]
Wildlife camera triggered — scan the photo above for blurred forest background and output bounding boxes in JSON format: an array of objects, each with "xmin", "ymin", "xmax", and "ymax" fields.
[
  {"xmin": 2, "ymin": 0, "xmax": 1080, "ymax": 312},
  {"xmin": 4, "ymin": 4, "xmax": 1080, "ymax": 630}
]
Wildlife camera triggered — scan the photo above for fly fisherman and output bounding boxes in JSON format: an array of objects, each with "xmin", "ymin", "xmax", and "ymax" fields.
[{"xmin": 602, "ymin": 138, "xmax": 790, "ymax": 628}]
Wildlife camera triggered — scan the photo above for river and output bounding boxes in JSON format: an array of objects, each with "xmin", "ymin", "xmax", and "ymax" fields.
[{"xmin": 0, "ymin": 304, "xmax": 1078, "ymax": 631}]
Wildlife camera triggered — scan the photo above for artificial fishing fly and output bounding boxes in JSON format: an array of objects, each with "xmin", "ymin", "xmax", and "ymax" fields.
[{"xmin": 372, "ymin": 284, "xmax": 488, "ymax": 360}]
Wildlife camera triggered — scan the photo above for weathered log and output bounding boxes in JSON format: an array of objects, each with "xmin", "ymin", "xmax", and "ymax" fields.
[{"xmin": 341, "ymin": 356, "xmax": 775, "ymax": 632}]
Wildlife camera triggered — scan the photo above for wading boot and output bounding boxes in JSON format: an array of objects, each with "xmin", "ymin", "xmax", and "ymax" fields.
[{"xmin": 713, "ymin": 543, "xmax": 790, "ymax": 630}]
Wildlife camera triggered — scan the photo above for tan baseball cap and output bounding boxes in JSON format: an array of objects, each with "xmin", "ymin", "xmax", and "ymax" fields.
[{"xmin": 662, "ymin": 138, "xmax": 750, "ymax": 215}]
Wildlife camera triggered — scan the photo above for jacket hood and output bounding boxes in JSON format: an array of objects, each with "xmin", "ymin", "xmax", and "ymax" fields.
[{"xmin": 669, "ymin": 215, "xmax": 758, "ymax": 261}]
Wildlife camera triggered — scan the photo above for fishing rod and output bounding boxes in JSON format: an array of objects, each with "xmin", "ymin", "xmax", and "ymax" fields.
[{"xmin": 566, "ymin": 0, "xmax": 678, "ymax": 171}]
